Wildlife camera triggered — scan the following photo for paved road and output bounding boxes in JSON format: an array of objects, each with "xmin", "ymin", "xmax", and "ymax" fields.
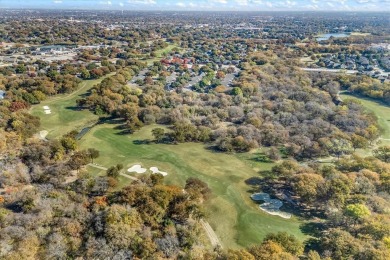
[
  {"xmin": 200, "ymin": 219, "xmax": 223, "ymax": 249},
  {"xmin": 166, "ymin": 72, "xmax": 177, "ymax": 84},
  {"xmin": 302, "ymin": 67, "xmax": 358, "ymax": 74},
  {"xmin": 221, "ymin": 72, "xmax": 237, "ymax": 88},
  {"xmin": 184, "ymin": 72, "xmax": 205, "ymax": 89},
  {"xmin": 87, "ymin": 163, "xmax": 107, "ymax": 170}
]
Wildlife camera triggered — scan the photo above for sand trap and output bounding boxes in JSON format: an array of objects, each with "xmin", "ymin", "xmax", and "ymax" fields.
[
  {"xmin": 259, "ymin": 207, "xmax": 292, "ymax": 219},
  {"xmin": 251, "ymin": 192, "xmax": 291, "ymax": 219},
  {"xmin": 150, "ymin": 167, "xmax": 168, "ymax": 176},
  {"xmin": 127, "ymin": 164, "xmax": 147, "ymax": 174},
  {"xmin": 39, "ymin": 130, "xmax": 48, "ymax": 139},
  {"xmin": 43, "ymin": 106, "xmax": 51, "ymax": 114}
]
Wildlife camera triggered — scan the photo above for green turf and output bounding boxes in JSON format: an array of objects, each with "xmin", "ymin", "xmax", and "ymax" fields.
[
  {"xmin": 145, "ymin": 43, "xmax": 181, "ymax": 65},
  {"xmin": 340, "ymin": 93, "xmax": 390, "ymax": 147},
  {"xmin": 155, "ymin": 44, "xmax": 178, "ymax": 56},
  {"xmin": 79, "ymin": 124, "xmax": 306, "ymax": 248},
  {"xmin": 30, "ymin": 74, "xmax": 114, "ymax": 139}
]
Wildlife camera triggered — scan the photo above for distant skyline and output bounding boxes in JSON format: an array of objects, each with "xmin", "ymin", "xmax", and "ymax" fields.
[{"xmin": 1, "ymin": 0, "xmax": 390, "ymax": 11}]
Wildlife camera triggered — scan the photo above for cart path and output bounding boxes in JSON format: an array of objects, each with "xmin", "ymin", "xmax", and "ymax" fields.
[
  {"xmin": 200, "ymin": 219, "xmax": 223, "ymax": 249},
  {"xmin": 87, "ymin": 163, "xmax": 138, "ymax": 181}
]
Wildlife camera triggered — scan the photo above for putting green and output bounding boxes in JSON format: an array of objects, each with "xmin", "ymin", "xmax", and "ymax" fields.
[
  {"xmin": 79, "ymin": 124, "xmax": 306, "ymax": 248},
  {"xmin": 30, "ymin": 74, "xmax": 114, "ymax": 139}
]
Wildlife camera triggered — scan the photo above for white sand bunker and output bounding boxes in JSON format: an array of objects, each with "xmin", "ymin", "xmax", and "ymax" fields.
[
  {"xmin": 39, "ymin": 130, "xmax": 48, "ymax": 139},
  {"xmin": 251, "ymin": 192, "xmax": 292, "ymax": 219},
  {"xmin": 150, "ymin": 167, "xmax": 168, "ymax": 176},
  {"xmin": 43, "ymin": 106, "xmax": 51, "ymax": 114},
  {"xmin": 127, "ymin": 164, "xmax": 147, "ymax": 174}
]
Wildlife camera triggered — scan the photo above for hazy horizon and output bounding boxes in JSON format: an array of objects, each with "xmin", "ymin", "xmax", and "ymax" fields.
[{"xmin": 2, "ymin": 0, "xmax": 390, "ymax": 12}]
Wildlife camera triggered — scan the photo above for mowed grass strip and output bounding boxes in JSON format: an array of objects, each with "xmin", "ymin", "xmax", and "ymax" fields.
[
  {"xmin": 340, "ymin": 93, "xmax": 390, "ymax": 146},
  {"xmin": 146, "ymin": 43, "xmax": 182, "ymax": 65},
  {"xmin": 79, "ymin": 124, "xmax": 306, "ymax": 248},
  {"xmin": 31, "ymin": 74, "xmax": 114, "ymax": 139}
]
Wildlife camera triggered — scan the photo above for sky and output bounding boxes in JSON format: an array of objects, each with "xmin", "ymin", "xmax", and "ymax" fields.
[{"xmin": 1, "ymin": 0, "xmax": 390, "ymax": 11}]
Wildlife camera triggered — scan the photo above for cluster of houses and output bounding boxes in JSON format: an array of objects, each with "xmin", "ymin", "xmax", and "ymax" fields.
[
  {"xmin": 317, "ymin": 53, "xmax": 390, "ymax": 82},
  {"xmin": 319, "ymin": 54, "xmax": 375, "ymax": 71},
  {"xmin": 160, "ymin": 52, "xmax": 242, "ymax": 70},
  {"xmin": 369, "ymin": 43, "xmax": 390, "ymax": 52},
  {"xmin": 127, "ymin": 51, "xmax": 240, "ymax": 93},
  {"xmin": 161, "ymin": 57, "xmax": 193, "ymax": 69}
]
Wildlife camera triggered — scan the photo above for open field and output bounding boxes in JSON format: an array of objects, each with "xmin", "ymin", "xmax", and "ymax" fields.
[
  {"xmin": 300, "ymin": 53, "xmax": 331, "ymax": 66},
  {"xmin": 30, "ymin": 74, "xmax": 114, "ymax": 139},
  {"xmin": 79, "ymin": 123, "xmax": 306, "ymax": 248},
  {"xmin": 300, "ymin": 56, "xmax": 317, "ymax": 65},
  {"xmin": 155, "ymin": 43, "xmax": 179, "ymax": 57},
  {"xmin": 145, "ymin": 43, "xmax": 181, "ymax": 65},
  {"xmin": 350, "ymin": 32, "xmax": 371, "ymax": 37},
  {"xmin": 340, "ymin": 93, "xmax": 390, "ymax": 147}
]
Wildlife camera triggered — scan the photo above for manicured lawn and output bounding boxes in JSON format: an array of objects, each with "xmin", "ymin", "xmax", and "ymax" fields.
[
  {"xmin": 145, "ymin": 43, "xmax": 181, "ymax": 65},
  {"xmin": 79, "ymin": 123, "xmax": 306, "ymax": 248},
  {"xmin": 30, "ymin": 74, "xmax": 114, "ymax": 139},
  {"xmin": 340, "ymin": 93, "xmax": 390, "ymax": 147}
]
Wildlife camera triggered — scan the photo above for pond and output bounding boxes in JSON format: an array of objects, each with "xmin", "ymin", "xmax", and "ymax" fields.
[
  {"xmin": 251, "ymin": 192, "xmax": 292, "ymax": 219},
  {"xmin": 316, "ymin": 33, "xmax": 350, "ymax": 41}
]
